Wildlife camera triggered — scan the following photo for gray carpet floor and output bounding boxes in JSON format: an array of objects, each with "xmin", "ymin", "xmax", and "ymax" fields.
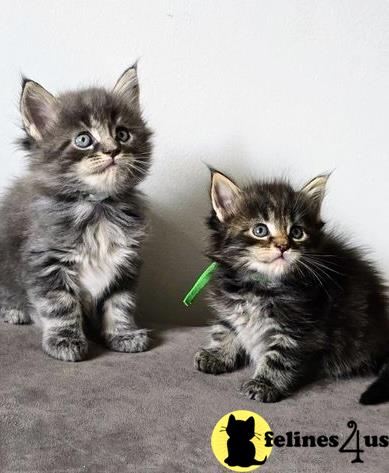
[{"xmin": 0, "ymin": 323, "xmax": 388, "ymax": 473}]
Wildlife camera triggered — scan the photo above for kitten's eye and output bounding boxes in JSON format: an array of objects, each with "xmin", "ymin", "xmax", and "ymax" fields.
[
  {"xmin": 116, "ymin": 127, "xmax": 131, "ymax": 143},
  {"xmin": 252, "ymin": 223, "xmax": 269, "ymax": 238},
  {"xmin": 74, "ymin": 132, "xmax": 93, "ymax": 149},
  {"xmin": 290, "ymin": 225, "xmax": 305, "ymax": 240}
]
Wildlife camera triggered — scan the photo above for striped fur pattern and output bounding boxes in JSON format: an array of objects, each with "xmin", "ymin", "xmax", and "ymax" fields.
[
  {"xmin": 195, "ymin": 170, "xmax": 389, "ymax": 404},
  {"xmin": 0, "ymin": 67, "xmax": 152, "ymax": 361}
]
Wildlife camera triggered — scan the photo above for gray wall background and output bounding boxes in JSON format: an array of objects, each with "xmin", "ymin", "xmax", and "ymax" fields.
[{"xmin": 0, "ymin": 1, "xmax": 388, "ymax": 325}]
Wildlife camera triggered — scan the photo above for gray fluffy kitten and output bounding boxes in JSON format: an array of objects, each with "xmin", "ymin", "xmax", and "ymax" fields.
[{"xmin": 0, "ymin": 66, "xmax": 152, "ymax": 361}]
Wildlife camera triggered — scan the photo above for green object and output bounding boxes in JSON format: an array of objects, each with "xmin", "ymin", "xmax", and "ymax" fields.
[
  {"xmin": 183, "ymin": 262, "xmax": 218, "ymax": 307},
  {"xmin": 183, "ymin": 262, "xmax": 271, "ymax": 308}
]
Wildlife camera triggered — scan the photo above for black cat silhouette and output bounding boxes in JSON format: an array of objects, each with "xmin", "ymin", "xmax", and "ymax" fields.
[{"xmin": 224, "ymin": 414, "xmax": 267, "ymax": 467}]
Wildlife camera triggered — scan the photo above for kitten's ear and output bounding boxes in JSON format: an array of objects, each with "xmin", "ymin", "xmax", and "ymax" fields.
[
  {"xmin": 113, "ymin": 65, "xmax": 140, "ymax": 110},
  {"xmin": 211, "ymin": 171, "xmax": 241, "ymax": 222},
  {"xmin": 227, "ymin": 414, "xmax": 236, "ymax": 425},
  {"xmin": 300, "ymin": 174, "xmax": 329, "ymax": 216},
  {"xmin": 246, "ymin": 416, "xmax": 255, "ymax": 432},
  {"xmin": 246, "ymin": 416, "xmax": 255, "ymax": 429},
  {"xmin": 20, "ymin": 79, "xmax": 58, "ymax": 141}
]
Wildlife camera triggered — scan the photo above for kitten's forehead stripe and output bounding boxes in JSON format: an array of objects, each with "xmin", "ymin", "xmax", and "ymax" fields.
[
  {"xmin": 229, "ymin": 180, "xmax": 317, "ymax": 231},
  {"xmin": 58, "ymin": 89, "xmax": 136, "ymax": 130}
]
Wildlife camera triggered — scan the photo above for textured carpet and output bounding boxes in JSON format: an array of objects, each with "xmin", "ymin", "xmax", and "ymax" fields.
[{"xmin": 0, "ymin": 323, "xmax": 388, "ymax": 473}]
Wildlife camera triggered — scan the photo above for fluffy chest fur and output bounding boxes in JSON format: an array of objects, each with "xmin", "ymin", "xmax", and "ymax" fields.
[
  {"xmin": 210, "ymin": 282, "xmax": 301, "ymax": 361},
  {"xmin": 71, "ymin": 203, "xmax": 143, "ymax": 299},
  {"xmin": 77, "ymin": 219, "xmax": 127, "ymax": 298},
  {"xmin": 211, "ymin": 290, "xmax": 276, "ymax": 354}
]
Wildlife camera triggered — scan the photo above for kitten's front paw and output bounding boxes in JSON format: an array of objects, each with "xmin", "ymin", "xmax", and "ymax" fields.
[
  {"xmin": 240, "ymin": 378, "xmax": 283, "ymax": 403},
  {"xmin": 104, "ymin": 329, "xmax": 150, "ymax": 353},
  {"xmin": 1, "ymin": 308, "xmax": 31, "ymax": 324},
  {"xmin": 42, "ymin": 334, "xmax": 88, "ymax": 362},
  {"xmin": 194, "ymin": 349, "xmax": 229, "ymax": 374}
]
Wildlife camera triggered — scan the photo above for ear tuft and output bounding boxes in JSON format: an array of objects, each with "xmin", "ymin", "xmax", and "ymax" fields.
[
  {"xmin": 113, "ymin": 65, "xmax": 140, "ymax": 110},
  {"xmin": 20, "ymin": 80, "xmax": 57, "ymax": 141},
  {"xmin": 210, "ymin": 170, "xmax": 241, "ymax": 222},
  {"xmin": 300, "ymin": 174, "xmax": 330, "ymax": 217}
]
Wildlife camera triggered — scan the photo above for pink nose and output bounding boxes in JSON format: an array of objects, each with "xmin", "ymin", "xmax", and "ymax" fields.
[{"xmin": 276, "ymin": 243, "xmax": 290, "ymax": 254}]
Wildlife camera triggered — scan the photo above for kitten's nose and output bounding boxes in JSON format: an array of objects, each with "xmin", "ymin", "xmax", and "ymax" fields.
[
  {"xmin": 276, "ymin": 243, "xmax": 290, "ymax": 254},
  {"xmin": 105, "ymin": 147, "xmax": 120, "ymax": 159}
]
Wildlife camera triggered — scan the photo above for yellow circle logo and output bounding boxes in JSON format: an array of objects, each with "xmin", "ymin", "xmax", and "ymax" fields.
[{"xmin": 211, "ymin": 410, "xmax": 273, "ymax": 471}]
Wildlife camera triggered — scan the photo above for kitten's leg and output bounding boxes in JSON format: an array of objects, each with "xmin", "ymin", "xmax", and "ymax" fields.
[
  {"xmin": 194, "ymin": 322, "xmax": 244, "ymax": 374},
  {"xmin": 240, "ymin": 342, "xmax": 304, "ymax": 402},
  {"xmin": 101, "ymin": 287, "xmax": 149, "ymax": 353},
  {"xmin": 35, "ymin": 292, "xmax": 87, "ymax": 362},
  {"xmin": 28, "ymin": 258, "xmax": 87, "ymax": 362},
  {"xmin": 0, "ymin": 287, "xmax": 31, "ymax": 324}
]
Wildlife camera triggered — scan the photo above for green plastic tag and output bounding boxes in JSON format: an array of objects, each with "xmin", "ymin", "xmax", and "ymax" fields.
[{"xmin": 183, "ymin": 262, "xmax": 218, "ymax": 307}]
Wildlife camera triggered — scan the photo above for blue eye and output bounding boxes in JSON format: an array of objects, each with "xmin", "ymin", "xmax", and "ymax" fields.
[
  {"xmin": 252, "ymin": 223, "xmax": 269, "ymax": 238},
  {"xmin": 74, "ymin": 132, "xmax": 93, "ymax": 149},
  {"xmin": 290, "ymin": 225, "xmax": 304, "ymax": 240},
  {"xmin": 116, "ymin": 127, "xmax": 131, "ymax": 143}
]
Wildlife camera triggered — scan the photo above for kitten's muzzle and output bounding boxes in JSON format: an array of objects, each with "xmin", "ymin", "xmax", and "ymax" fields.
[{"xmin": 95, "ymin": 155, "xmax": 119, "ymax": 173}]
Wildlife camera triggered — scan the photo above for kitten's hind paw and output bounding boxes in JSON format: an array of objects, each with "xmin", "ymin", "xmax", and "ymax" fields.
[
  {"xmin": 240, "ymin": 378, "xmax": 283, "ymax": 403},
  {"xmin": 194, "ymin": 349, "xmax": 230, "ymax": 374},
  {"xmin": 104, "ymin": 329, "xmax": 150, "ymax": 353},
  {"xmin": 42, "ymin": 334, "xmax": 88, "ymax": 362},
  {"xmin": 1, "ymin": 308, "xmax": 31, "ymax": 324}
]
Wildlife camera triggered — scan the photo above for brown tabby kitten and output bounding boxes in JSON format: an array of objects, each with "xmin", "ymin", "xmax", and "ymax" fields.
[{"xmin": 195, "ymin": 170, "xmax": 389, "ymax": 404}]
